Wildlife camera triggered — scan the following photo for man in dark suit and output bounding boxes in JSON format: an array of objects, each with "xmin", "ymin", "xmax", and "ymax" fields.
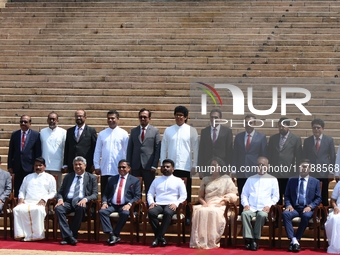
[
  {"xmin": 99, "ymin": 160, "xmax": 141, "ymax": 245},
  {"xmin": 197, "ymin": 109, "xmax": 233, "ymax": 177},
  {"xmin": 233, "ymin": 115, "xmax": 267, "ymax": 213},
  {"xmin": 63, "ymin": 109, "xmax": 97, "ymax": 173},
  {"xmin": 55, "ymin": 156, "xmax": 98, "ymax": 245},
  {"xmin": 7, "ymin": 115, "xmax": 41, "ymax": 197},
  {"xmin": 268, "ymin": 118, "xmax": 302, "ymax": 204},
  {"xmin": 302, "ymin": 118, "xmax": 335, "ymax": 206},
  {"xmin": 127, "ymin": 108, "xmax": 161, "ymax": 195},
  {"xmin": 282, "ymin": 159, "xmax": 322, "ymax": 252}
]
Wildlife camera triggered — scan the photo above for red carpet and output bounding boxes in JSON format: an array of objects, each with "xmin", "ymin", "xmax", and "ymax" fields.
[{"xmin": 0, "ymin": 240, "xmax": 328, "ymax": 254}]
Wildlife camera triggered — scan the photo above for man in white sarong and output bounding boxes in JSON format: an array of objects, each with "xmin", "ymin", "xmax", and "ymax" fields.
[{"xmin": 13, "ymin": 157, "xmax": 57, "ymax": 241}]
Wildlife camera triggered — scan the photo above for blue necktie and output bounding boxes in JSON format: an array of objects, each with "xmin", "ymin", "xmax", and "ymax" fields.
[{"xmin": 298, "ymin": 178, "xmax": 305, "ymax": 206}]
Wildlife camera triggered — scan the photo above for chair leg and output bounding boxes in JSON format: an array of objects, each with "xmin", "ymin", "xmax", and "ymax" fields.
[{"xmin": 176, "ymin": 221, "xmax": 181, "ymax": 246}]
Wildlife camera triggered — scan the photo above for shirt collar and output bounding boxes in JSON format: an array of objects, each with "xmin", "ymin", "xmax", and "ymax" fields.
[
  {"xmin": 314, "ymin": 134, "xmax": 323, "ymax": 140},
  {"xmin": 140, "ymin": 124, "xmax": 149, "ymax": 130}
]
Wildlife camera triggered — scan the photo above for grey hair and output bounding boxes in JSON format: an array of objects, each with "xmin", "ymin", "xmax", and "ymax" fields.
[{"xmin": 73, "ymin": 156, "xmax": 87, "ymax": 165}]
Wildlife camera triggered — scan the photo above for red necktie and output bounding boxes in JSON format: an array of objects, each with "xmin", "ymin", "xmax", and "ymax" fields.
[
  {"xmin": 21, "ymin": 131, "xmax": 26, "ymax": 151},
  {"xmin": 116, "ymin": 176, "xmax": 125, "ymax": 205},
  {"xmin": 141, "ymin": 127, "xmax": 145, "ymax": 142},
  {"xmin": 245, "ymin": 134, "xmax": 251, "ymax": 151},
  {"xmin": 315, "ymin": 138, "xmax": 320, "ymax": 153}
]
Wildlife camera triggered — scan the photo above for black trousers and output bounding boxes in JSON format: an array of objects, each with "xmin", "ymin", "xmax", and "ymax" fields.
[
  {"xmin": 148, "ymin": 204, "xmax": 176, "ymax": 239},
  {"xmin": 173, "ymin": 170, "xmax": 191, "ymax": 219}
]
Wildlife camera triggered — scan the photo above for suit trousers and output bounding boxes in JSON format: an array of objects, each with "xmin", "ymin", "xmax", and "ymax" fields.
[
  {"xmin": 148, "ymin": 205, "xmax": 176, "ymax": 239},
  {"xmin": 278, "ymin": 178, "xmax": 288, "ymax": 205},
  {"xmin": 14, "ymin": 170, "xmax": 30, "ymax": 198},
  {"xmin": 55, "ymin": 201, "xmax": 86, "ymax": 239},
  {"xmin": 100, "ymin": 175, "xmax": 113, "ymax": 196},
  {"xmin": 241, "ymin": 210, "xmax": 268, "ymax": 240},
  {"xmin": 173, "ymin": 170, "xmax": 191, "ymax": 218},
  {"xmin": 282, "ymin": 206, "xmax": 314, "ymax": 240},
  {"xmin": 318, "ymin": 177, "xmax": 329, "ymax": 206},
  {"xmin": 99, "ymin": 205, "xmax": 129, "ymax": 236},
  {"xmin": 131, "ymin": 166, "xmax": 155, "ymax": 196}
]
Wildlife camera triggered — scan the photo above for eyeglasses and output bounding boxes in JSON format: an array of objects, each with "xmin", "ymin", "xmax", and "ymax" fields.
[
  {"xmin": 20, "ymin": 120, "xmax": 28, "ymax": 124},
  {"xmin": 118, "ymin": 166, "xmax": 127, "ymax": 169},
  {"xmin": 139, "ymin": 116, "xmax": 148, "ymax": 119}
]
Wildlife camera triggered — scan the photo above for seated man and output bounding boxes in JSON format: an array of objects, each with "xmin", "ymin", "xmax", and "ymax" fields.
[
  {"xmin": 99, "ymin": 160, "xmax": 141, "ymax": 246},
  {"xmin": 147, "ymin": 159, "xmax": 187, "ymax": 247},
  {"xmin": 241, "ymin": 157, "xmax": 279, "ymax": 251},
  {"xmin": 13, "ymin": 157, "xmax": 57, "ymax": 241},
  {"xmin": 282, "ymin": 159, "xmax": 322, "ymax": 252},
  {"xmin": 54, "ymin": 156, "xmax": 98, "ymax": 245},
  {"xmin": 0, "ymin": 156, "xmax": 11, "ymax": 213}
]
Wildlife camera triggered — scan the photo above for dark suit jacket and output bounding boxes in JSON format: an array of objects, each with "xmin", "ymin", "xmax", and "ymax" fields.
[
  {"xmin": 57, "ymin": 172, "xmax": 98, "ymax": 202},
  {"xmin": 7, "ymin": 129, "xmax": 41, "ymax": 173},
  {"xmin": 268, "ymin": 132, "xmax": 302, "ymax": 178},
  {"xmin": 284, "ymin": 176, "xmax": 322, "ymax": 210},
  {"xmin": 102, "ymin": 174, "xmax": 141, "ymax": 205},
  {"xmin": 197, "ymin": 125, "xmax": 233, "ymax": 167},
  {"xmin": 63, "ymin": 124, "xmax": 97, "ymax": 172},
  {"xmin": 233, "ymin": 130, "xmax": 267, "ymax": 178},
  {"xmin": 302, "ymin": 135, "xmax": 335, "ymax": 178},
  {"xmin": 126, "ymin": 125, "xmax": 161, "ymax": 171}
]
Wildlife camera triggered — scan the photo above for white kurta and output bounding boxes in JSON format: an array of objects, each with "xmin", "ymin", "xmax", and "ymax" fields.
[
  {"xmin": 14, "ymin": 172, "xmax": 56, "ymax": 241},
  {"xmin": 325, "ymin": 181, "xmax": 340, "ymax": 254}
]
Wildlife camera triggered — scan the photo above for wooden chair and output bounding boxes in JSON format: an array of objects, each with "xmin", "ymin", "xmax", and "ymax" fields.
[
  {"xmin": 96, "ymin": 177, "xmax": 143, "ymax": 244},
  {"xmin": 53, "ymin": 175, "xmax": 100, "ymax": 242},
  {"xmin": 142, "ymin": 177, "xmax": 187, "ymax": 246},
  {"xmin": 0, "ymin": 174, "xmax": 14, "ymax": 240},
  {"xmin": 230, "ymin": 203, "xmax": 279, "ymax": 248}
]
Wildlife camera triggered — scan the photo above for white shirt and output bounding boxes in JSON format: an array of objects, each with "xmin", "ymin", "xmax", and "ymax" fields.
[
  {"xmin": 93, "ymin": 126, "xmax": 129, "ymax": 176},
  {"xmin": 160, "ymin": 123, "xmax": 198, "ymax": 171},
  {"xmin": 210, "ymin": 125, "xmax": 220, "ymax": 141},
  {"xmin": 67, "ymin": 173, "xmax": 85, "ymax": 199},
  {"xmin": 40, "ymin": 126, "xmax": 66, "ymax": 171},
  {"xmin": 147, "ymin": 175, "xmax": 187, "ymax": 207},
  {"xmin": 112, "ymin": 174, "xmax": 129, "ymax": 205},
  {"xmin": 18, "ymin": 172, "xmax": 56, "ymax": 203},
  {"xmin": 241, "ymin": 173, "xmax": 279, "ymax": 212}
]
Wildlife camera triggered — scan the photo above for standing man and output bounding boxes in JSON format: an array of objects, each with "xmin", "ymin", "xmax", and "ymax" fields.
[
  {"xmin": 233, "ymin": 115, "xmax": 267, "ymax": 213},
  {"xmin": 13, "ymin": 157, "xmax": 56, "ymax": 241},
  {"xmin": 127, "ymin": 108, "xmax": 161, "ymax": 195},
  {"xmin": 8, "ymin": 115, "xmax": 41, "ymax": 197},
  {"xmin": 147, "ymin": 159, "xmax": 187, "ymax": 247},
  {"xmin": 0, "ymin": 156, "xmax": 12, "ymax": 213},
  {"xmin": 241, "ymin": 157, "xmax": 279, "ymax": 251},
  {"xmin": 302, "ymin": 119, "xmax": 335, "ymax": 206},
  {"xmin": 63, "ymin": 109, "xmax": 97, "ymax": 173},
  {"xmin": 40, "ymin": 111, "xmax": 67, "ymax": 189},
  {"xmin": 160, "ymin": 105, "xmax": 198, "ymax": 223},
  {"xmin": 282, "ymin": 159, "xmax": 322, "ymax": 252},
  {"xmin": 268, "ymin": 118, "xmax": 302, "ymax": 204},
  {"xmin": 94, "ymin": 110, "xmax": 129, "ymax": 195},
  {"xmin": 99, "ymin": 160, "xmax": 141, "ymax": 245},
  {"xmin": 55, "ymin": 156, "xmax": 98, "ymax": 245},
  {"xmin": 197, "ymin": 109, "xmax": 233, "ymax": 177}
]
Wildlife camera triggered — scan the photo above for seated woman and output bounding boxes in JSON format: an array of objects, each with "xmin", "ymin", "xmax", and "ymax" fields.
[
  {"xmin": 190, "ymin": 157, "xmax": 238, "ymax": 249},
  {"xmin": 325, "ymin": 180, "xmax": 340, "ymax": 254}
]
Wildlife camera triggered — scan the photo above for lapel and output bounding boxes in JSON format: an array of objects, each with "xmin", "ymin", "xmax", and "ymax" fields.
[
  {"xmin": 138, "ymin": 126, "xmax": 143, "ymax": 144},
  {"xmin": 280, "ymin": 132, "xmax": 291, "ymax": 151},
  {"xmin": 124, "ymin": 175, "xmax": 131, "ymax": 195},
  {"xmin": 82, "ymin": 172, "xmax": 88, "ymax": 193},
  {"xmin": 66, "ymin": 173, "xmax": 76, "ymax": 193},
  {"xmin": 247, "ymin": 131, "xmax": 258, "ymax": 151},
  {"xmin": 312, "ymin": 136, "xmax": 318, "ymax": 155},
  {"xmin": 71, "ymin": 126, "xmax": 78, "ymax": 142}
]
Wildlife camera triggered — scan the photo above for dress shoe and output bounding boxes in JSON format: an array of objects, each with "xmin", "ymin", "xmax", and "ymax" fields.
[
  {"xmin": 288, "ymin": 243, "xmax": 294, "ymax": 252},
  {"xmin": 69, "ymin": 236, "xmax": 78, "ymax": 246},
  {"xmin": 159, "ymin": 237, "xmax": 167, "ymax": 247},
  {"xmin": 245, "ymin": 243, "xmax": 251, "ymax": 250},
  {"xmin": 250, "ymin": 241, "xmax": 258, "ymax": 251},
  {"xmin": 185, "ymin": 218, "xmax": 191, "ymax": 226},
  {"xmin": 108, "ymin": 235, "xmax": 120, "ymax": 246},
  {"xmin": 60, "ymin": 240, "xmax": 69, "ymax": 245},
  {"xmin": 151, "ymin": 238, "xmax": 159, "ymax": 247},
  {"xmin": 292, "ymin": 243, "xmax": 301, "ymax": 252}
]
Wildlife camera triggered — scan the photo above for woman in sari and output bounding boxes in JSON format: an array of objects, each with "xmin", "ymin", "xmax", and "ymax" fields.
[
  {"xmin": 190, "ymin": 157, "xmax": 238, "ymax": 249},
  {"xmin": 325, "ymin": 180, "xmax": 340, "ymax": 254}
]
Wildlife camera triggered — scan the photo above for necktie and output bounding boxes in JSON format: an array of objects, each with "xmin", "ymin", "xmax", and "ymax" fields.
[
  {"xmin": 279, "ymin": 135, "xmax": 285, "ymax": 150},
  {"xmin": 72, "ymin": 176, "xmax": 82, "ymax": 207},
  {"xmin": 21, "ymin": 131, "xmax": 26, "ymax": 151},
  {"xmin": 298, "ymin": 178, "xmax": 305, "ymax": 206},
  {"xmin": 245, "ymin": 134, "xmax": 251, "ymax": 151},
  {"xmin": 141, "ymin": 127, "xmax": 145, "ymax": 142},
  {"xmin": 116, "ymin": 176, "xmax": 125, "ymax": 205},
  {"xmin": 212, "ymin": 128, "xmax": 217, "ymax": 143},
  {"xmin": 76, "ymin": 128, "xmax": 82, "ymax": 142},
  {"xmin": 315, "ymin": 138, "xmax": 320, "ymax": 153}
]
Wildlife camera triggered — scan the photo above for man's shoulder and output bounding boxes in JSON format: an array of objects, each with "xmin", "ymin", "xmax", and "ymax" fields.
[
  {"xmin": 84, "ymin": 172, "xmax": 97, "ymax": 180},
  {"xmin": 235, "ymin": 131, "xmax": 245, "ymax": 139},
  {"xmin": 84, "ymin": 124, "xmax": 97, "ymax": 133},
  {"xmin": 269, "ymin": 133, "xmax": 280, "ymax": 140},
  {"xmin": 30, "ymin": 129, "xmax": 40, "ymax": 136},
  {"xmin": 0, "ymin": 168, "xmax": 10, "ymax": 177}
]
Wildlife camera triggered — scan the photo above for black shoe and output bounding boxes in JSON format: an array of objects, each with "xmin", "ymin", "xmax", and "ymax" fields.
[
  {"xmin": 69, "ymin": 236, "xmax": 78, "ymax": 246},
  {"xmin": 60, "ymin": 240, "xmax": 68, "ymax": 245},
  {"xmin": 185, "ymin": 218, "xmax": 191, "ymax": 226},
  {"xmin": 151, "ymin": 238, "xmax": 159, "ymax": 247},
  {"xmin": 159, "ymin": 237, "xmax": 167, "ymax": 247},
  {"xmin": 245, "ymin": 243, "xmax": 251, "ymax": 250},
  {"xmin": 292, "ymin": 243, "xmax": 301, "ymax": 252},
  {"xmin": 288, "ymin": 243, "xmax": 293, "ymax": 252},
  {"xmin": 250, "ymin": 241, "xmax": 258, "ymax": 251},
  {"xmin": 108, "ymin": 235, "xmax": 120, "ymax": 246}
]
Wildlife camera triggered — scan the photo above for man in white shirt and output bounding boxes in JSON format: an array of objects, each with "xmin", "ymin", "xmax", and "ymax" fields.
[
  {"xmin": 94, "ymin": 110, "xmax": 129, "ymax": 195},
  {"xmin": 13, "ymin": 157, "xmax": 57, "ymax": 241},
  {"xmin": 147, "ymin": 159, "xmax": 187, "ymax": 247},
  {"xmin": 40, "ymin": 111, "xmax": 66, "ymax": 189},
  {"xmin": 160, "ymin": 105, "xmax": 198, "ymax": 223},
  {"xmin": 241, "ymin": 157, "xmax": 279, "ymax": 251}
]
